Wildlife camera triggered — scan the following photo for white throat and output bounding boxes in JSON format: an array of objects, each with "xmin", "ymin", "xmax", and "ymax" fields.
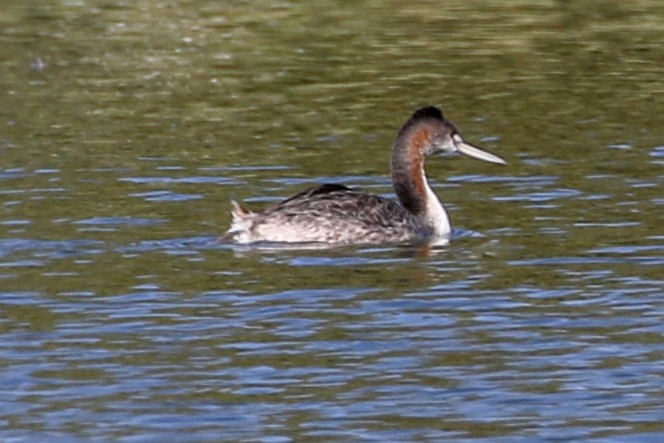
[{"xmin": 423, "ymin": 177, "xmax": 451, "ymax": 238}]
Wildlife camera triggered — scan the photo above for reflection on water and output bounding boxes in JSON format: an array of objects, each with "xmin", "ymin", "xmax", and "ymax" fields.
[{"xmin": 1, "ymin": 0, "xmax": 664, "ymax": 441}]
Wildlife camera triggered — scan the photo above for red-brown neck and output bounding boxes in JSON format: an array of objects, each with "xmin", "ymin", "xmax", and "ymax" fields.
[{"xmin": 391, "ymin": 126, "xmax": 431, "ymax": 215}]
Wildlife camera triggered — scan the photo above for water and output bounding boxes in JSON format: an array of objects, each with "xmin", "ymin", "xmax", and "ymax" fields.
[{"xmin": 1, "ymin": 1, "xmax": 664, "ymax": 441}]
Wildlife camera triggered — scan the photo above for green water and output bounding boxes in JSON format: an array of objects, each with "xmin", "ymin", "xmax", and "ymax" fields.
[{"xmin": 1, "ymin": 1, "xmax": 663, "ymax": 441}]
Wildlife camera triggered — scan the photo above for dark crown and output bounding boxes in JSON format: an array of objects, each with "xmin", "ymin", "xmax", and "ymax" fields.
[{"xmin": 411, "ymin": 106, "xmax": 444, "ymax": 121}]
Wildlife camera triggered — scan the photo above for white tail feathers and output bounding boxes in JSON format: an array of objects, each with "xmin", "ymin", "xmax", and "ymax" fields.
[
  {"xmin": 231, "ymin": 200, "xmax": 250, "ymax": 221},
  {"xmin": 220, "ymin": 200, "xmax": 254, "ymax": 242}
]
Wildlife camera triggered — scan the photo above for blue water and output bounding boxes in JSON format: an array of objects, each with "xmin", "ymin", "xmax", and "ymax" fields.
[{"xmin": 2, "ymin": 1, "xmax": 664, "ymax": 441}]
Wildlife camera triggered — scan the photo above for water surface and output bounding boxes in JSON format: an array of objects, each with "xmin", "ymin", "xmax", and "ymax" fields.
[{"xmin": 1, "ymin": 1, "xmax": 664, "ymax": 441}]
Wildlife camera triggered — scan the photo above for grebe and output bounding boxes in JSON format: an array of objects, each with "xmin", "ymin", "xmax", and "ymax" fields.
[{"xmin": 223, "ymin": 106, "xmax": 506, "ymax": 245}]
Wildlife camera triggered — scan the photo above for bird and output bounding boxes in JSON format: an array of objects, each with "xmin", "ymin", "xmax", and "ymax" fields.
[{"xmin": 222, "ymin": 106, "xmax": 506, "ymax": 245}]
